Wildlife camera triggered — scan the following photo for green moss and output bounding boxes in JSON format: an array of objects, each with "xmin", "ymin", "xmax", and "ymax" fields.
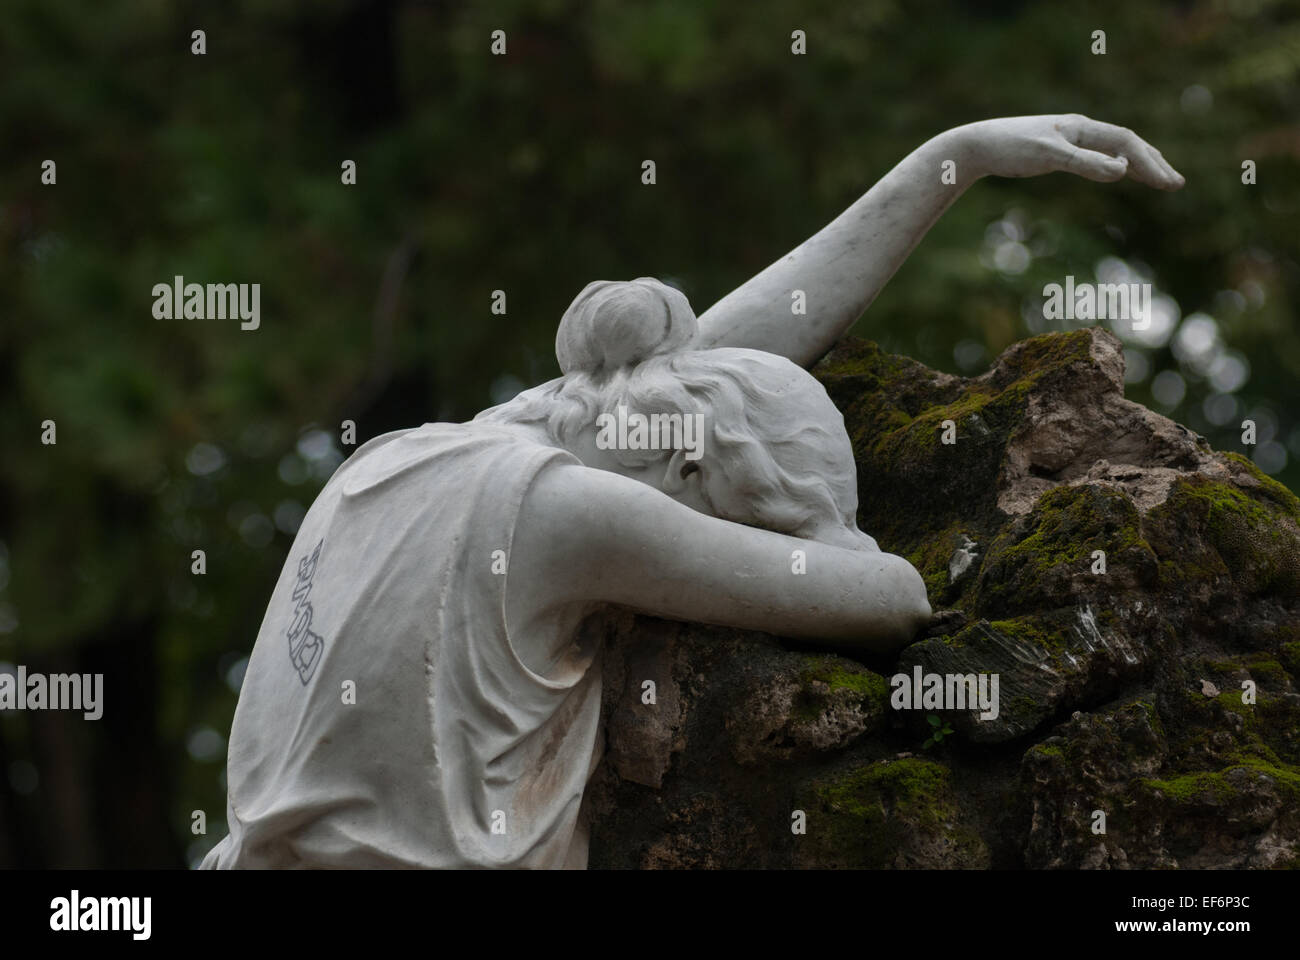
[
  {"xmin": 1281, "ymin": 641, "xmax": 1300, "ymax": 681},
  {"xmin": 1257, "ymin": 694, "xmax": 1300, "ymax": 766},
  {"xmin": 1028, "ymin": 743, "xmax": 1065, "ymax": 760},
  {"xmin": 1197, "ymin": 482, "xmax": 1275, "ymax": 528},
  {"xmin": 1169, "ymin": 674, "xmax": 1300, "ymax": 772},
  {"xmin": 889, "ymin": 329, "xmax": 1093, "ymax": 471},
  {"xmin": 1156, "ymin": 556, "xmax": 1226, "ymax": 590},
  {"xmin": 1131, "ymin": 698, "xmax": 1166, "ymax": 738},
  {"xmin": 1228, "ymin": 754, "xmax": 1300, "ymax": 796},
  {"xmin": 1008, "ymin": 694, "xmax": 1038, "ymax": 717},
  {"xmin": 1148, "ymin": 754, "xmax": 1300, "ymax": 808},
  {"xmin": 1227, "ymin": 739, "xmax": 1286, "ymax": 769},
  {"xmin": 794, "ymin": 656, "xmax": 889, "ymax": 724},
  {"xmin": 904, "ymin": 523, "xmax": 972, "ymax": 601},
  {"xmin": 1221, "ymin": 452, "xmax": 1300, "ymax": 522},
  {"xmin": 802, "ymin": 757, "xmax": 989, "ymax": 867},
  {"xmin": 902, "ymin": 383, "xmax": 1020, "ymax": 444},
  {"xmin": 1215, "ymin": 689, "xmax": 1256, "ymax": 721},
  {"xmin": 988, "ymin": 614, "xmax": 1069, "ymax": 652},
  {"xmin": 992, "ymin": 328, "xmax": 1097, "ymax": 384},
  {"xmin": 1153, "ymin": 476, "xmax": 1300, "ymax": 598},
  {"xmin": 976, "ymin": 484, "xmax": 1153, "ymax": 614},
  {"xmin": 815, "ymin": 758, "xmax": 953, "ymax": 827},
  {"xmin": 819, "ymin": 333, "xmax": 1100, "ymax": 557},
  {"xmin": 1005, "ymin": 485, "xmax": 1145, "ymax": 567},
  {"xmin": 1144, "ymin": 769, "xmax": 1237, "ymax": 804},
  {"xmin": 799, "ymin": 656, "xmax": 889, "ymax": 701},
  {"xmin": 1245, "ymin": 658, "xmax": 1286, "ymax": 685},
  {"xmin": 814, "ymin": 338, "xmax": 923, "ymax": 385}
]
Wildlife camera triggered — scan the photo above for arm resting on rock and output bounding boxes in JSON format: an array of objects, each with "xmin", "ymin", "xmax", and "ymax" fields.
[{"xmin": 513, "ymin": 463, "xmax": 931, "ymax": 652}]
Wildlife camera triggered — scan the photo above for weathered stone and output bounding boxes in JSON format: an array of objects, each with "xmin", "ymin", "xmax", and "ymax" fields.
[{"xmin": 587, "ymin": 328, "xmax": 1300, "ymax": 869}]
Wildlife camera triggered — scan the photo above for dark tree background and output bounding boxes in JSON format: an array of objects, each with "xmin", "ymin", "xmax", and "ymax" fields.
[{"xmin": 1, "ymin": 0, "xmax": 1296, "ymax": 867}]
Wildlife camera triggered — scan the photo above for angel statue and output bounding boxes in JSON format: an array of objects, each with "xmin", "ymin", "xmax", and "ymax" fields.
[{"xmin": 201, "ymin": 115, "xmax": 1183, "ymax": 869}]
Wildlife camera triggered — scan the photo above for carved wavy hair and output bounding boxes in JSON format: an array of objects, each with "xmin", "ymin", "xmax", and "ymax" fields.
[
  {"xmin": 554, "ymin": 277, "xmax": 698, "ymax": 375},
  {"xmin": 477, "ymin": 348, "xmax": 867, "ymax": 544},
  {"xmin": 477, "ymin": 278, "xmax": 868, "ymax": 543}
]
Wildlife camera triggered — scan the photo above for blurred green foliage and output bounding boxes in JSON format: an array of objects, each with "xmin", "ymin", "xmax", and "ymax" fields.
[{"xmin": 1, "ymin": 0, "xmax": 1296, "ymax": 866}]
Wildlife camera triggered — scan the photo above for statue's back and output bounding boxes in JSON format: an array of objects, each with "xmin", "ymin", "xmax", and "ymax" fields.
[{"xmin": 201, "ymin": 421, "xmax": 603, "ymax": 869}]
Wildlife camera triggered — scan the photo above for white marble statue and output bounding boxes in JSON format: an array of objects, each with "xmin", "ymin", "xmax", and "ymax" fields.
[{"xmin": 201, "ymin": 115, "xmax": 1183, "ymax": 869}]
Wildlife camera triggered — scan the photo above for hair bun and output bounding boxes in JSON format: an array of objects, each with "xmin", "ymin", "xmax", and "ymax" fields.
[{"xmin": 555, "ymin": 278, "xmax": 698, "ymax": 375}]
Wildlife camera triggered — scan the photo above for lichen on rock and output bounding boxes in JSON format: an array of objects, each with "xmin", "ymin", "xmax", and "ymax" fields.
[{"xmin": 587, "ymin": 327, "xmax": 1300, "ymax": 869}]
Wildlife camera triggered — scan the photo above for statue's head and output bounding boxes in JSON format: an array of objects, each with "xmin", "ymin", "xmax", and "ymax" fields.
[
  {"xmin": 555, "ymin": 278, "xmax": 698, "ymax": 375},
  {"xmin": 565, "ymin": 347, "xmax": 875, "ymax": 550},
  {"xmin": 479, "ymin": 280, "xmax": 876, "ymax": 551}
]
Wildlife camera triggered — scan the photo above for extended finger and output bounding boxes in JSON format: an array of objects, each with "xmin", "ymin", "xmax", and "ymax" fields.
[
  {"xmin": 1060, "ymin": 117, "xmax": 1182, "ymax": 189},
  {"xmin": 1143, "ymin": 143, "xmax": 1186, "ymax": 190}
]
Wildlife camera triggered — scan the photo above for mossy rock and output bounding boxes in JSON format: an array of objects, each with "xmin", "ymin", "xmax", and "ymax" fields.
[
  {"xmin": 974, "ymin": 484, "xmax": 1158, "ymax": 616},
  {"xmin": 591, "ymin": 329, "xmax": 1300, "ymax": 869},
  {"xmin": 897, "ymin": 604, "xmax": 1160, "ymax": 744},
  {"xmin": 1145, "ymin": 476, "xmax": 1300, "ymax": 599},
  {"xmin": 796, "ymin": 757, "xmax": 988, "ymax": 868},
  {"xmin": 725, "ymin": 651, "xmax": 890, "ymax": 764}
]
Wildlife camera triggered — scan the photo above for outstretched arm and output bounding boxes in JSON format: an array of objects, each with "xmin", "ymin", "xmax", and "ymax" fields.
[
  {"xmin": 512, "ymin": 463, "xmax": 931, "ymax": 652},
  {"xmin": 693, "ymin": 114, "xmax": 1185, "ymax": 368}
]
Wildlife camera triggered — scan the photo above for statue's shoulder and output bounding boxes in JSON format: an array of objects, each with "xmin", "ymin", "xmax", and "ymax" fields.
[
  {"xmin": 329, "ymin": 420, "xmax": 575, "ymax": 499},
  {"xmin": 346, "ymin": 419, "xmax": 542, "ymax": 459}
]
